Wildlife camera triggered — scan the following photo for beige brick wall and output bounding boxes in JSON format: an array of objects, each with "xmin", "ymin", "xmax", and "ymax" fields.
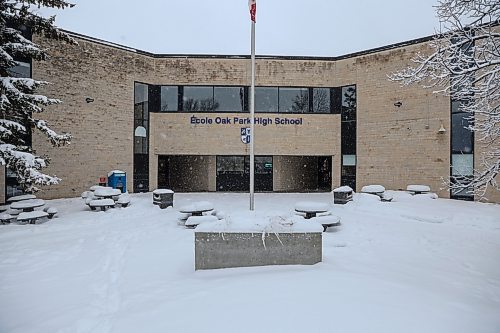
[
  {"xmin": 16, "ymin": 33, "xmax": 495, "ymax": 202},
  {"xmin": 351, "ymin": 46, "xmax": 451, "ymax": 198}
]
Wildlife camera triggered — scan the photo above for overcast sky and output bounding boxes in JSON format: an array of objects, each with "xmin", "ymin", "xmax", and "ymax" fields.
[{"xmin": 40, "ymin": 0, "xmax": 441, "ymax": 57}]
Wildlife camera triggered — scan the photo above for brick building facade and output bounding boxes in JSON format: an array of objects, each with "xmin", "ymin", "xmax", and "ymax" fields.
[{"xmin": 1, "ymin": 31, "xmax": 498, "ymax": 203}]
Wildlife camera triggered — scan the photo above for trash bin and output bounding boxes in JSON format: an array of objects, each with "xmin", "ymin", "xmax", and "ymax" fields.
[
  {"xmin": 153, "ymin": 189, "xmax": 174, "ymax": 209},
  {"xmin": 108, "ymin": 170, "xmax": 126, "ymax": 193},
  {"xmin": 333, "ymin": 186, "xmax": 353, "ymax": 204}
]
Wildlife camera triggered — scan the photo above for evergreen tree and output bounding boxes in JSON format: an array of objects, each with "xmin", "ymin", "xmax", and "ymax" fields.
[{"xmin": 0, "ymin": 0, "xmax": 76, "ymax": 193}]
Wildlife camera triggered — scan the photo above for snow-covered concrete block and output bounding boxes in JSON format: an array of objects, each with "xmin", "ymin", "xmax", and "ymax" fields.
[{"xmin": 195, "ymin": 232, "xmax": 322, "ymax": 270}]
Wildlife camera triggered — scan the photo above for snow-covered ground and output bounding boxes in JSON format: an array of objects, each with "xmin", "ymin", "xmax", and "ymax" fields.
[{"xmin": 0, "ymin": 192, "xmax": 499, "ymax": 333}]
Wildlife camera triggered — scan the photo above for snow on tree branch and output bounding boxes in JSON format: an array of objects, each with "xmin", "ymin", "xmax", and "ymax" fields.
[
  {"xmin": 389, "ymin": 0, "xmax": 499, "ymax": 199},
  {"xmin": 0, "ymin": 0, "xmax": 76, "ymax": 193}
]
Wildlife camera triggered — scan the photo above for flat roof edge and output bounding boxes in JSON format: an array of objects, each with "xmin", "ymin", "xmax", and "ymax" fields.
[{"xmin": 62, "ymin": 29, "xmax": 435, "ymax": 61}]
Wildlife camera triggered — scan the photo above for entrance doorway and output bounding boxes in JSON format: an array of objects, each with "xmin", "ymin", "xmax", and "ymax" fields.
[
  {"xmin": 157, "ymin": 155, "xmax": 211, "ymax": 191},
  {"xmin": 216, "ymin": 156, "xmax": 273, "ymax": 192}
]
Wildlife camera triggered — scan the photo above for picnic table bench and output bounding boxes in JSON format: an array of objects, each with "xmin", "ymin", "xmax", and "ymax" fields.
[
  {"xmin": 88, "ymin": 199, "xmax": 115, "ymax": 211},
  {"xmin": 43, "ymin": 206, "xmax": 58, "ymax": 219},
  {"xmin": 0, "ymin": 213, "xmax": 14, "ymax": 224},
  {"xmin": 185, "ymin": 215, "xmax": 218, "ymax": 229},
  {"xmin": 294, "ymin": 201, "xmax": 330, "ymax": 219},
  {"xmin": 117, "ymin": 195, "xmax": 130, "ymax": 207},
  {"xmin": 310, "ymin": 215, "xmax": 341, "ymax": 232},
  {"xmin": 16, "ymin": 211, "xmax": 49, "ymax": 224}
]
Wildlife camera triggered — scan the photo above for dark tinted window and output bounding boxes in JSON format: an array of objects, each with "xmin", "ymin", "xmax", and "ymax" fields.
[
  {"xmin": 183, "ymin": 86, "xmax": 214, "ymax": 111},
  {"xmin": 160, "ymin": 86, "xmax": 178, "ymax": 112},
  {"xmin": 7, "ymin": 61, "xmax": 30, "ymax": 78},
  {"xmin": 341, "ymin": 120, "xmax": 356, "ymax": 155},
  {"xmin": 214, "ymin": 87, "xmax": 246, "ymax": 112},
  {"xmin": 451, "ymin": 113, "xmax": 473, "ymax": 153},
  {"xmin": 255, "ymin": 87, "xmax": 278, "ymax": 112},
  {"xmin": 341, "ymin": 86, "xmax": 356, "ymax": 121},
  {"xmin": 279, "ymin": 88, "xmax": 309, "ymax": 113},
  {"xmin": 313, "ymin": 88, "xmax": 330, "ymax": 113},
  {"xmin": 217, "ymin": 156, "xmax": 245, "ymax": 172}
]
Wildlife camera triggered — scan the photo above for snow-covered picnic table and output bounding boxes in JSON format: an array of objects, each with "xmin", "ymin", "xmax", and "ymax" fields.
[
  {"xmin": 406, "ymin": 185, "xmax": 431, "ymax": 195},
  {"xmin": 294, "ymin": 201, "xmax": 330, "ymax": 219},
  {"xmin": 361, "ymin": 185, "xmax": 385, "ymax": 195},
  {"xmin": 94, "ymin": 187, "xmax": 122, "ymax": 199},
  {"xmin": 10, "ymin": 199, "xmax": 45, "ymax": 212},
  {"xmin": 179, "ymin": 201, "xmax": 214, "ymax": 216},
  {"xmin": 7, "ymin": 194, "xmax": 36, "ymax": 203}
]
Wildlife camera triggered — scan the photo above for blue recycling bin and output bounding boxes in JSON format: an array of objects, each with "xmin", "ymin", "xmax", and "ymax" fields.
[{"xmin": 108, "ymin": 170, "xmax": 126, "ymax": 193}]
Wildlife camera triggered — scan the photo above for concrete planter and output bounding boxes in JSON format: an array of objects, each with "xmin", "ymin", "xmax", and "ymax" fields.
[{"xmin": 195, "ymin": 231, "xmax": 322, "ymax": 270}]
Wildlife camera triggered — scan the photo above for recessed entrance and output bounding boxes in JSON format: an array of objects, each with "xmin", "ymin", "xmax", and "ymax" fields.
[{"xmin": 216, "ymin": 156, "xmax": 273, "ymax": 192}]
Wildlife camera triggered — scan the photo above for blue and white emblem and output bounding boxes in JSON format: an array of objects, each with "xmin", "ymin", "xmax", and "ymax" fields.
[{"xmin": 241, "ymin": 127, "xmax": 251, "ymax": 144}]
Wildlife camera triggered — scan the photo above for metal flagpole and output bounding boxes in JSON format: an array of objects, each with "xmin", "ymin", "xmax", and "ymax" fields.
[{"xmin": 249, "ymin": 20, "xmax": 255, "ymax": 211}]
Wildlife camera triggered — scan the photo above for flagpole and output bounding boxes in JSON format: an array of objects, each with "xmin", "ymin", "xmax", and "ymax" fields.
[{"xmin": 249, "ymin": 20, "xmax": 255, "ymax": 211}]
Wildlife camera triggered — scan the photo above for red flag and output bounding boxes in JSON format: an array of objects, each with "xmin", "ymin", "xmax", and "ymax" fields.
[{"xmin": 249, "ymin": 0, "xmax": 256, "ymax": 23}]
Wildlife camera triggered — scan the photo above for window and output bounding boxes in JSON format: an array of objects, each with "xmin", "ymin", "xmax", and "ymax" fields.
[
  {"xmin": 451, "ymin": 113, "xmax": 473, "ymax": 153},
  {"xmin": 342, "ymin": 155, "xmax": 356, "ymax": 166},
  {"xmin": 183, "ymin": 86, "xmax": 214, "ymax": 111},
  {"xmin": 341, "ymin": 121, "xmax": 356, "ymax": 155},
  {"xmin": 160, "ymin": 86, "xmax": 178, "ymax": 112},
  {"xmin": 146, "ymin": 84, "xmax": 348, "ymax": 114},
  {"xmin": 341, "ymin": 86, "xmax": 356, "ymax": 121},
  {"xmin": 7, "ymin": 61, "xmax": 30, "ymax": 78},
  {"xmin": 255, "ymin": 87, "xmax": 278, "ymax": 112},
  {"xmin": 313, "ymin": 88, "xmax": 331, "ymax": 113},
  {"xmin": 451, "ymin": 154, "xmax": 473, "ymax": 176},
  {"xmin": 214, "ymin": 87, "xmax": 246, "ymax": 112},
  {"xmin": 134, "ymin": 83, "xmax": 150, "ymax": 192},
  {"xmin": 279, "ymin": 88, "xmax": 309, "ymax": 113},
  {"xmin": 217, "ymin": 156, "xmax": 245, "ymax": 173}
]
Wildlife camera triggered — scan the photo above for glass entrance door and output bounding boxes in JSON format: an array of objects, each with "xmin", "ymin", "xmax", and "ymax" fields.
[{"xmin": 216, "ymin": 156, "xmax": 273, "ymax": 192}]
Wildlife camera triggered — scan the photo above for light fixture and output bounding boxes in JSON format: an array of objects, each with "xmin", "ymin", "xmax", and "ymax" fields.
[
  {"xmin": 438, "ymin": 123, "xmax": 446, "ymax": 134},
  {"xmin": 394, "ymin": 101, "xmax": 402, "ymax": 108},
  {"xmin": 85, "ymin": 97, "xmax": 94, "ymax": 103}
]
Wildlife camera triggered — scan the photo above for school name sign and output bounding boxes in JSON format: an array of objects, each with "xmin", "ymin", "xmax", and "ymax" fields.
[{"xmin": 189, "ymin": 115, "xmax": 303, "ymax": 126}]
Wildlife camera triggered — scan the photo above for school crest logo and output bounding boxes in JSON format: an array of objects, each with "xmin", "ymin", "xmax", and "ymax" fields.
[{"xmin": 241, "ymin": 127, "xmax": 251, "ymax": 144}]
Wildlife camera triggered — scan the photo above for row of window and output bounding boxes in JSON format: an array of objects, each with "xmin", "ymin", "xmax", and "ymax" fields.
[{"xmin": 142, "ymin": 84, "xmax": 357, "ymax": 114}]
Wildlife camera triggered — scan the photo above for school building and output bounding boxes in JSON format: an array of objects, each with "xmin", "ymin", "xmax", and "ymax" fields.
[{"xmin": 2, "ymin": 30, "xmax": 498, "ymax": 203}]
